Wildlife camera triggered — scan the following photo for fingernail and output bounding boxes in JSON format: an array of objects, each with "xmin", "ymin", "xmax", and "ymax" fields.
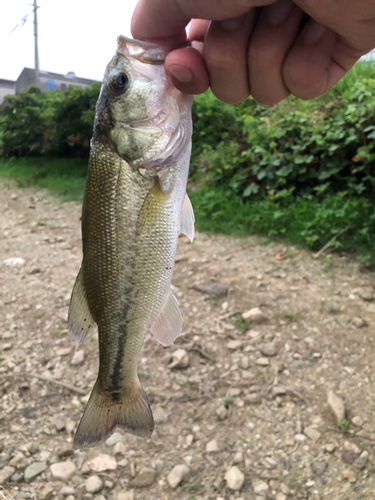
[
  {"xmin": 267, "ymin": 0, "xmax": 293, "ymax": 25},
  {"xmin": 303, "ymin": 20, "xmax": 327, "ymax": 46},
  {"xmin": 168, "ymin": 65, "xmax": 193, "ymax": 83},
  {"xmin": 220, "ymin": 16, "xmax": 244, "ymax": 31}
]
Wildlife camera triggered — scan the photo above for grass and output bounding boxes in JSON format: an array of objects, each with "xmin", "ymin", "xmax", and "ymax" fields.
[
  {"xmin": 0, "ymin": 157, "xmax": 87, "ymax": 201},
  {"xmin": 234, "ymin": 314, "xmax": 250, "ymax": 332},
  {"xmin": 189, "ymin": 185, "xmax": 375, "ymax": 262}
]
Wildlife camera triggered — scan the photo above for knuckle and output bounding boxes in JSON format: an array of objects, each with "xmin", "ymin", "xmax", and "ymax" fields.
[
  {"xmin": 204, "ymin": 43, "xmax": 241, "ymax": 72},
  {"xmin": 248, "ymin": 41, "xmax": 282, "ymax": 69}
]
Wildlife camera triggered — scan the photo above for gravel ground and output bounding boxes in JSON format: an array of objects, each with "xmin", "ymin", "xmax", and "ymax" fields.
[{"xmin": 1, "ymin": 181, "xmax": 375, "ymax": 500}]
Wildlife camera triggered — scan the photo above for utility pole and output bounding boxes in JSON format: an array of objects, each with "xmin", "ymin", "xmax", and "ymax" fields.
[{"xmin": 33, "ymin": 0, "xmax": 40, "ymax": 87}]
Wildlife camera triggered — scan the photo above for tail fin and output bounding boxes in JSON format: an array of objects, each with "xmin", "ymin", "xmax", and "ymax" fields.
[{"xmin": 73, "ymin": 379, "xmax": 154, "ymax": 449}]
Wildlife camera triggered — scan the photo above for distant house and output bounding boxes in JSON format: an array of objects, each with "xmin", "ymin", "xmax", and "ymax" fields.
[
  {"xmin": 0, "ymin": 79, "xmax": 16, "ymax": 105},
  {"xmin": 0, "ymin": 68, "xmax": 97, "ymax": 105}
]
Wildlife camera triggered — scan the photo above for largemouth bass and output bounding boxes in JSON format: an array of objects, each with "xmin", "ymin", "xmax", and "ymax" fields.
[{"xmin": 68, "ymin": 36, "xmax": 194, "ymax": 448}]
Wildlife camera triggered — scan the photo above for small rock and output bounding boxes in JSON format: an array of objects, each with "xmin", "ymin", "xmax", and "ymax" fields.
[
  {"xmin": 57, "ymin": 444, "xmax": 74, "ymax": 458},
  {"xmin": 169, "ymin": 349, "xmax": 190, "ymax": 369},
  {"xmin": 27, "ymin": 442, "xmax": 40, "ymax": 454},
  {"xmin": 65, "ymin": 419, "xmax": 76, "ymax": 435},
  {"xmin": 216, "ymin": 405, "xmax": 229, "ymax": 420},
  {"xmin": 341, "ymin": 449, "xmax": 359, "ymax": 465},
  {"xmin": 10, "ymin": 193, "xmax": 18, "ymax": 200},
  {"xmin": 354, "ymin": 451, "xmax": 369, "ymax": 469},
  {"xmin": 304, "ymin": 426, "xmax": 321, "ymax": 442},
  {"xmin": 193, "ymin": 281, "xmax": 228, "ymax": 297},
  {"xmin": 327, "ymin": 391, "xmax": 345, "ymax": 423},
  {"xmin": 24, "ymin": 461, "xmax": 47, "ymax": 482},
  {"xmin": 113, "ymin": 442, "xmax": 127, "ymax": 456},
  {"xmin": 50, "ymin": 461, "xmax": 77, "ymax": 481},
  {"xmin": 0, "ymin": 466, "xmax": 16, "ymax": 483},
  {"xmin": 227, "ymin": 387, "xmax": 242, "ymax": 398},
  {"xmin": 311, "ymin": 460, "xmax": 328, "ymax": 476},
  {"xmin": 206, "ymin": 440, "xmax": 220, "ymax": 453},
  {"xmin": 116, "ymin": 492, "xmax": 134, "ymax": 500},
  {"xmin": 40, "ymin": 485, "xmax": 55, "ymax": 500},
  {"xmin": 59, "ymin": 486, "xmax": 76, "ymax": 496},
  {"xmin": 341, "ymin": 468, "xmax": 357, "ymax": 482},
  {"xmin": 4, "ymin": 257, "xmax": 25, "ymax": 267},
  {"xmin": 233, "ymin": 451, "xmax": 244, "ymax": 464},
  {"xmin": 242, "ymin": 307, "xmax": 267, "ymax": 324},
  {"xmin": 255, "ymin": 357, "xmax": 269, "ymax": 366},
  {"xmin": 357, "ymin": 287, "xmax": 374, "ymax": 302},
  {"xmin": 264, "ymin": 457, "xmax": 277, "ymax": 469},
  {"xmin": 9, "ymin": 452, "xmax": 25, "ymax": 466},
  {"xmin": 260, "ymin": 342, "xmax": 277, "ymax": 357},
  {"xmin": 253, "ymin": 480, "xmax": 268, "ymax": 494},
  {"xmin": 240, "ymin": 356, "xmax": 250, "ymax": 369},
  {"xmin": 85, "ymin": 475, "xmax": 103, "ymax": 493},
  {"xmin": 105, "ymin": 432, "xmax": 124, "ymax": 446},
  {"xmin": 87, "ymin": 453, "xmax": 117, "ymax": 472},
  {"xmin": 325, "ymin": 443, "xmax": 336, "ymax": 453},
  {"xmin": 71, "ymin": 350, "xmax": 85, "ymax": 366},
  {"xmin": 153, "ymin": 407, "xmax": 168, "ymax": 423},
  {"xmin": 224, "ymin": 466, "xmax": 245, "ymax": 491},
  {"xmin": 272, "ymin": 386, "xmax": 286, "ymax": 396},
  {"xmin": 54, "ymin": 418, "xmax": 66, "ymax": 432},
  {"xmin": 295, "ymin": 434, "xmax": 307, "ymax": 442},
  {"xmin": 276, "ymin": 494, "xmax": 287, "ymax": 500},
  {"xmin": 185, "ymin": 434, "xmax": 194, "ymax": 446},
  {"xmin": 10, "ymin": 472, "xmax": 23, "ymax": 483},
  {"xmin": 167, "ymin": 464, "xmax": 191, "ymax": 489},
  {"xmin": 244, "ymin": 394, "xmax": 261, "ymax": 405},
  {"xmin": 351, "ymin": 416, "xmax": 363, "ymax": 427},
  {"xmin": 129, "ymin": 466, "xmax": 157, "ymax": 487},
  {"xmin": 351, "ymin": 317, "xmax": 367, "ymax": 328},
  {"xmin": 227, "ymin": 340, "xmax": 243, "ymax": 350}
]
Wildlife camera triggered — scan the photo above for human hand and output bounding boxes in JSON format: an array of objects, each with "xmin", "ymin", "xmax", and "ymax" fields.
[{"xmin": 131, "ymin": 0, "xmax": 375, "ymax": 105}]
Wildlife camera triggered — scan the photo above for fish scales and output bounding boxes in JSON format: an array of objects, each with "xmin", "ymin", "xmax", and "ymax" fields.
[{"xmin": 69, "ymin": 36, "xmax": 194, "ymax": 448}]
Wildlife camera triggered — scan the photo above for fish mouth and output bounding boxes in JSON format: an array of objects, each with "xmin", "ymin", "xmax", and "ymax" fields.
[{"xmin": 117, "ymin": 35, "xmax": 191, "ymax": 65}]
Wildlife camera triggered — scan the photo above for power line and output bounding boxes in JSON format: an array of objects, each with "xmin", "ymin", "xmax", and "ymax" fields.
[{"xmin": 8, "ymin": 0, "xmax": 51, "ymax": 37}]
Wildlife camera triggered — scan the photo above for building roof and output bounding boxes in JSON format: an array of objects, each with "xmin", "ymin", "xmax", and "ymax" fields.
[
  {"xmin": 18, "ymin": 67, "xmax": 97, "ymax": 86},
  {"xmin": 0, "ymin": 78, "xmax": 16, "ymax": 88}
]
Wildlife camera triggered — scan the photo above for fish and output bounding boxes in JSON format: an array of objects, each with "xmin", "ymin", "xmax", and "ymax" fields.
[{"xmin": 68, "ymin": 35, "xmax": 194, "ymax": 448}]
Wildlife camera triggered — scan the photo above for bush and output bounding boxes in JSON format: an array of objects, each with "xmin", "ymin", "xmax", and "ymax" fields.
[
  {"xmin": 0, "ymin": 83, "xmax": 101, "ymax": 158},
  {"xmin": 191, "ymin": 63, "xmax": 375, "ymax": 202}
]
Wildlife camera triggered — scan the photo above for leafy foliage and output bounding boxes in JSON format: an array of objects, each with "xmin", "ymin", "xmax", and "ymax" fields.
[
  {"xmin": 0, "ymin": 83, "xmax": 101, "ymax": 158},
  {"xmin": 191, "ymin": 63, "xmax": 375, "ymax": 201}
]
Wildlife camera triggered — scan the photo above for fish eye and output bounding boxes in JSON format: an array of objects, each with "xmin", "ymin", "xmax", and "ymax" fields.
[{"xmin": 110, "ymin": 73, "xmax": 129, "ymax": 92}]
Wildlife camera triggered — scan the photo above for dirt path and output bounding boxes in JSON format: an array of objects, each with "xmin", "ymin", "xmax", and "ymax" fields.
[{"xmin": 1, "ymin": 181, "xmax": 375, "ymax": 500}]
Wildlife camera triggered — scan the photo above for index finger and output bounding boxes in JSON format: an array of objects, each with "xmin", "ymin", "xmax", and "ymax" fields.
[{"xmin": 131, "ymin": 0, "xmax": 277, "ymax": 45}]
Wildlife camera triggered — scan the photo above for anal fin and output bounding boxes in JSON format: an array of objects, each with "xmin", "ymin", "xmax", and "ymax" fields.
[
  {"xmin": 180, "ymin": 193, "xmax": 195, "ymax": 242},
  {"xmin": 68, "ymin": 267, "xmax": 96, "ymax": 344},
  {"xmin": 150, "ymin": 287, "xmax": 182, "ymax": 346}
]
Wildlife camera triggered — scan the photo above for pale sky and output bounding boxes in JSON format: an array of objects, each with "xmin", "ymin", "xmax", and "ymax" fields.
[{"xmin": 0, "ymin": 0, "xmax": 138, "ymax": 82}]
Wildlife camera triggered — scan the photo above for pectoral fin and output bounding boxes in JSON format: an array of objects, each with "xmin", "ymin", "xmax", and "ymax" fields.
[
  {"xmin": 180, "ymin": 193, "xmax": 195, "ymax": 242},
  {"xmin": 68, "ymin": 267, "xmax": 96, "ymax": 344},
  {"xmin": 150, "ymin": 287, "xmax": 182, "ymax": 346}
]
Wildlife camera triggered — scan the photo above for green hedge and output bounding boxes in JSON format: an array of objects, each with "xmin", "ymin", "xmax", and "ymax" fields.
[
  {"xmin": 0, "ymin": 83, "xmax": 101, "ymax": 158},
  {"xmin": 191, "ymin": 63, "xmax": 375, "ymax": 201}
]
